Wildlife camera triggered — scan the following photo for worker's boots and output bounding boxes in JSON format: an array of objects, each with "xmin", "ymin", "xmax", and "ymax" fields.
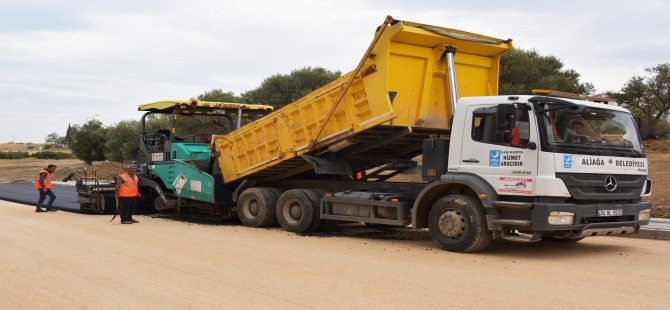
[{"xmin": 35, "ymin": 208, "xmax": 46, "ymax": 213}]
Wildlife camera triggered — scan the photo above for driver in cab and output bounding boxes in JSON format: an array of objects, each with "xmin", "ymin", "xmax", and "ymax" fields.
[{"xmin": 563, "ymin": 119, "xmax": 590, "ymax": 143}]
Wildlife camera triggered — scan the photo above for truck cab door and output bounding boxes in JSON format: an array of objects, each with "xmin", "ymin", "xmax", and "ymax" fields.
[{"xmin": 459, "ymin": 104, "xmax": 539, "ymax": 197}]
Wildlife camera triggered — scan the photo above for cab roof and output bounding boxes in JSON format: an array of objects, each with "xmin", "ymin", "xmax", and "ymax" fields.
[
  {"xmin": 138, "ymin": 99, "xmax": 274, "ymax": 113},
  {"xmin": 457, "ymin": 95, "xmax": 631, "ymax": 113}
]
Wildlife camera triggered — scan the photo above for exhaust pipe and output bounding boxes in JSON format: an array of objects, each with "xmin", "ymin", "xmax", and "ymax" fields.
[{"xmin": 444, "ymin": 46, "xmax": 458, "ymax": 112}]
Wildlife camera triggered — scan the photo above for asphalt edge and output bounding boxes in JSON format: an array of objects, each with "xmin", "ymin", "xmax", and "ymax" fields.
[
  {"xmin": 0, "ymin": 184, "xmax": 84, "ymax": 214},
  {"xmin": 1, "ymin": 183, "xmax": 669, "ymax": 240}
]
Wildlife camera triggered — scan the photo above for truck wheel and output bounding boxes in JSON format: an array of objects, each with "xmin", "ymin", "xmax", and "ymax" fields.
[
  {"xmin": 237, "ymin": 188, "xmax": 280, "ymax": 227},
  {"xmin": 276, "ymin": 189, "xmax": 320, "ymax": 233},
  {"xmin": 302, "ymin": 189, "xmax": 327, "ymax": 231},
  {"xmin": 428, "ymin": 195, "xmax": 492, "ymax": 253}
]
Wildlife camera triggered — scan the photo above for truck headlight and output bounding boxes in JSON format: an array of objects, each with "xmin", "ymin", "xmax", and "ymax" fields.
[
  {"xmin": 548, "ymin": 211, "xmax": 575, "ymax": 225},
  {"xmin": 638, "ymin": 209, "xmax": 651, "ymax": 221}
]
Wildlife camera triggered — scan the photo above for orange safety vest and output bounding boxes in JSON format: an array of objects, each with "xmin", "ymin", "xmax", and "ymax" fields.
[
  {"xmin": 118, "ymin": 173, "xmax": 139, "ymax": 197},
  {"xmin": 35, "ymin": 169, "xmax": 52, "ymax": 189}
]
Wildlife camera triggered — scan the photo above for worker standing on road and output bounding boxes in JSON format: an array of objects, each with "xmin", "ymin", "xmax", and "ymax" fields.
[
  {"xmin": 35, "ymin": 164, "xmax": 57, "ymax": 212},
  {"xmin": 115, "ymin": 164, "xmax": 141, "ymax": 224}
]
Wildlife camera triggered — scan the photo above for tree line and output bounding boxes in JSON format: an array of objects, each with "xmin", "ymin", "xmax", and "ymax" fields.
[{"xmin": 47, "ymin": 49, "xmax": 668, "ymax": 164}]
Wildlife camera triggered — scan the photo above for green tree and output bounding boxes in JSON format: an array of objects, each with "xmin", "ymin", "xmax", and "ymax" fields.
[
  {"xmin": 65, "ymin": 123, "xmax": 74, "ymax": 146},
  {"xmin": 609, "ymin": 63, "xmax": 670, "ymax": 139},
  {"xmin": 241, "ymin": 67, "xmax": 341, "ymax": 108},
  {"xmin": 144, "ymin": 114, "xmax": 172, "ymax": 134},
  {"xmin": 198, "ymin": 89, "xmax": 240, "ymax": 102},
  {"xmin": 56, "ymin": 136, "xmax": 67, "ymax": 148},
  {"xmin": 44, "ymin": 132, "xmax": 61, "ymax": 147},
  {"xmin": 68, "ymin": 120, "xmax": 107, "ymax": 165},
  {"xmin": 499, "ymin": 48, "xmax": 595, "ymax": 95},
  {"xmin": 105, "ymin": 120, "xmax": 140, "ymax": 163}
]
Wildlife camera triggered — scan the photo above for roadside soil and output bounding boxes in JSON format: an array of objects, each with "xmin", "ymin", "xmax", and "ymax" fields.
[
  {"xmin": 644, "ymin": 139, "xmax": 670, "ymax": 218},
  {"xmin": 1, "ymin": 200, "xmax": 669, "ymax": 308},
  {"xmin": 0, "ymin": 158, "xmax": 82, "ymax": 183},
  {"xmin": 0, "ymin": 142, "xmax": 71, "ymax": 154},
  {"xmin": 0, "ymin": 158, "xmax": 123, "ymax": 183},
  {"xmin": 0, "ymin": 142, "xmax": 45, "ymax": 152}
]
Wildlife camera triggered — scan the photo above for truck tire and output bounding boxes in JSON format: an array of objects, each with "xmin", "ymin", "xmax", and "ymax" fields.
[
  {"xmin": 237, "ymin": 188, "xmax": 280, "ymax": 227},
  {"xmin": 276, "ymin": 189, "xmax": 320, "ymax": 233},
  {"xmin": 428, "ymin": 195, "xmax": 492, "ymax": 253},
  {"xmin": 302, "ymin": 189, "xmax": 327, "ymax": 231}
]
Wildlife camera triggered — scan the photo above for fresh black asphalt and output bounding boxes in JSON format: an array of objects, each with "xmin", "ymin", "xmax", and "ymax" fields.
[
  {"xmin": 0, "ymin": 183, "xmax": 668, "ymax": 239},
  {"xmin": 0, "ymin": 183, "xmax": 80, "ymax": 211}
]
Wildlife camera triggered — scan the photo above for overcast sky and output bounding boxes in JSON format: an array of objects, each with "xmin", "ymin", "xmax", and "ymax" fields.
[{"xmin": 1, "ymin": 0, "xmax": 669, "ymax": 143}]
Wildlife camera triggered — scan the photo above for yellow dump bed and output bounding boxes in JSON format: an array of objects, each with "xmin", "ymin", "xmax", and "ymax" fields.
[{"xmin": 213, "ymin": 16, "xmax": 512, "ymax": 184}]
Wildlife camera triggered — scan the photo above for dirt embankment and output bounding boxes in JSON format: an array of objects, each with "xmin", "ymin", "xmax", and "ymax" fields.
[
  {"xmin": 0, "ymin": 142, "xmax": 45, "ymax": 152},
  {"xmin": 0, "ymin": 158, "xmax": 124, "ymax": 183},
  {"xmin": 644, "ymin": 139, "xmax": 670, "ymax": 218},
  {"xmin": 0, "ymin": 143, "xmax": 120, "ymax": 183},
  {"xmin": 0, "ymin": 142, "xmax": 71, "ymax": 154}
]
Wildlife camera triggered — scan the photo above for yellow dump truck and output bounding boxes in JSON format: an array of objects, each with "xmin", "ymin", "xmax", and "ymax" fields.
[
  {"xmin": 132, "ymin": 17, "xmax": 651, "ymax": 252},
  {"xmin": 213, "ymin": 16, "xmax": 510, "ymax": 184}
]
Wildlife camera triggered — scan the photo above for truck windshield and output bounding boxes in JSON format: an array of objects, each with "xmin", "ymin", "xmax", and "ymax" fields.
[
  {"xmin": 174, "ymin": 114, "xmax": 233, "ymax": 143},
  {"xmin": 537, "ymin": 103, "xmax": 644, "ymax": 157}
]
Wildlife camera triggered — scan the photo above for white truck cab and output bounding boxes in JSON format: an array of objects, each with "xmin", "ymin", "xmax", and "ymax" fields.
[{"xmin": 425, "ymin": 93, "xmax": 652, "ymax": 243}]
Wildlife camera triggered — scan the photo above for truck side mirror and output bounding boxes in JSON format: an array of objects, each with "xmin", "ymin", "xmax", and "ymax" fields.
[
  {"xmin": 496, "ymin": 104, "xmax": 517, "ymax": 131},
  {"xmin": 495, "ymin": 104, "xmax": 517, "ymax": 143}
]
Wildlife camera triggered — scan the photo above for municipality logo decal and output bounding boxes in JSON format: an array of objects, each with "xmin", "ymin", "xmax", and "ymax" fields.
[
  {"xmin": 489, "ymin": 150, "xmax": 501, "ymax": 167},
  {"xmin": 563, "ymin": 155, "xmax": 572, "ymax": 168}
]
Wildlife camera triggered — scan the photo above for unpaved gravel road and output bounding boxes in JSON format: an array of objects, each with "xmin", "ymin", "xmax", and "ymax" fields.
[{"xmin": 1, "ymin": 201, "xmax": 668, "ymax": 309}]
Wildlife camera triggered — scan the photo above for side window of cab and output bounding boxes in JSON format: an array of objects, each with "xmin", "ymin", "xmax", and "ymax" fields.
[{"xmin": 471, "ymin": 105, "xmax": 530, "ymax": 148}]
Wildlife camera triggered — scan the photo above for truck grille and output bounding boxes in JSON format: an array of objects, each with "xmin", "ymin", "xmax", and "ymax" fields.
[{"xmin": 555, "ymin": 173, "xmax": 646, "ymax": 201}]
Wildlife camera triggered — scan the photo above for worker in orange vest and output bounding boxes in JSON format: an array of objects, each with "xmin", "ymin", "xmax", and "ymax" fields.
[
  {"xmin": 35, "ymin": 164, "xmax": 57, "ymax": 212},
  {"xmin": 115, "ymin": 164, "xmax": 141, "ymax": 224}
]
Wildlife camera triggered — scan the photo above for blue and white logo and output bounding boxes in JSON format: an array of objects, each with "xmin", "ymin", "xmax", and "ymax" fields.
[
  {"xmin": 489, "ymin": 150, "xmax": 501, "ymax": 167},
  {"xmin": 563, "ymin": 155, "xmax": 572, "ymax": 168}
]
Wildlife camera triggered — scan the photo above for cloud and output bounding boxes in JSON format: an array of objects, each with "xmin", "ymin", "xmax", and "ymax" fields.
[{"xmin": 0, "ymin": 0, "xmax": 668, "ymax": 142}]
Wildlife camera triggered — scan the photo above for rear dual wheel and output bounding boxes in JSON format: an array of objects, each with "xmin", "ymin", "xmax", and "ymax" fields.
[
  {"xmin": 276, "ymin": 189, "xmax": 324, "ymax": 233},
  {"xmin": 237, "ymin": 188, "xmax": 282, "ymax": 227}
]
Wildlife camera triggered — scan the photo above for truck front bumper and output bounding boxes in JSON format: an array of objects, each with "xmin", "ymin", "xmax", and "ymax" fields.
[{"xmin": 530, "ymin": 201, "xmax": 651, "ymax": 236}]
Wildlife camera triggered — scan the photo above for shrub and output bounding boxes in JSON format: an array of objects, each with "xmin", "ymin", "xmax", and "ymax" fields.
[
  {"xmin": 656, "ymin": 120, "xmax": 670, "ymax": 138},
  {"xmin": 0, "ymin": 151, "xmax": 29, "ymax": 159},
  {"xmin": 30, "ymin": 151, "xmax": 74, "ymax": 160}
]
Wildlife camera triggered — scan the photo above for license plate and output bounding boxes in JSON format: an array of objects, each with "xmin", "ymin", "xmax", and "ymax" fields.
[{"xmin": 597, "ymin": 209, "xmax": 623, "ymax": 217}]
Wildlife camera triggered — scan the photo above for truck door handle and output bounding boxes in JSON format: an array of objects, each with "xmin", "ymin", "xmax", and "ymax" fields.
[{"xmin": 462, "ymin": 159, "xmax": 479, "ymax": 163}]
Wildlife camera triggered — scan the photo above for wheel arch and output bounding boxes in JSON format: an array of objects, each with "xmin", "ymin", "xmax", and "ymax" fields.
[
  {"xmin": 138, "ymin": 176, "xmax": 175, "ymax": 211},
  {"xmin": 412, "ymin": 173, "xmax": 498, "ymax": 229}
]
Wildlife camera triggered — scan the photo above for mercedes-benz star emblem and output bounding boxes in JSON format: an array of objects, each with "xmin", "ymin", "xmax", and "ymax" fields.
[{"xmin": 604, "ymin": 176, "xmax": 618, "ymax": 192}]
